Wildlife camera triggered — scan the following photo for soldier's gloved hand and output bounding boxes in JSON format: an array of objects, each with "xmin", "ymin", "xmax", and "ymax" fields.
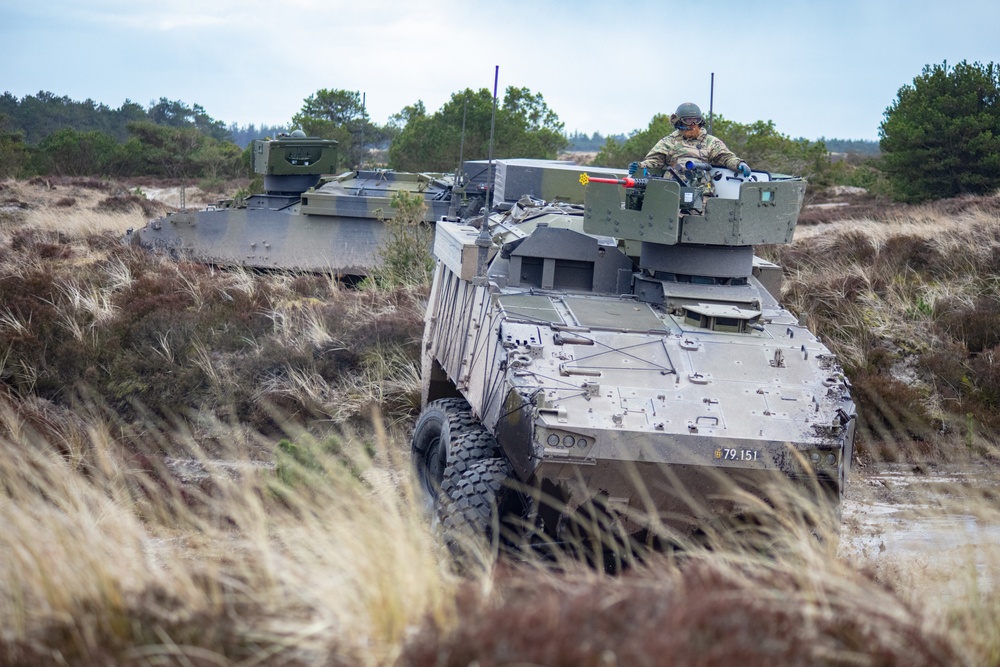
[
  {"xmin": 628, "ymin": 161, "xmax": 639, "ymax": 176},
  {"xmin": 737, "ymin": 162, "xmax": 751, "ymax": 177}
]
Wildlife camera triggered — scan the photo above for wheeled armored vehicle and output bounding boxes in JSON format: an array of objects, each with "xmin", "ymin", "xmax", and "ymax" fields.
[
  {"xmin": 132, "ymin": 131, "xmax": 482, "ymax": 274},
  {"xmin": 412, "ymin": 160, "xmax": 857, "ymax": 554}
]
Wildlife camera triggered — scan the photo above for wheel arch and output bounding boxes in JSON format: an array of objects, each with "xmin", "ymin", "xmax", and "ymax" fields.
[{"xmin": 424, "ymin": 357, "xmax": 464, "ymax": 405}]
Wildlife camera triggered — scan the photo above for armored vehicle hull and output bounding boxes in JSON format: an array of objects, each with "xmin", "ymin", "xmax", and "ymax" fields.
[
  {"xmin": 135, "ymin": 170, "xmax": 459, "ymax": 274},
  {"xmin": 413, "ymin": 166, "xmax": 856, "ymax": 553},
  {"xmin": 132, "ymin": 132, "xmax": 480, "ymax": 274}
]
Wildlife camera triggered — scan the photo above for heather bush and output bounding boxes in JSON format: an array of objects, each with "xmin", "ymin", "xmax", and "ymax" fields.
[
  {"xmin": 398, "ymin": 561, "xmax": 962, "ymax": 667},
  {"xmin": 933, "ymin": 295, "xmax": 1000, "ymax": 353},
  {"xmin": 769, "ymin": 197, "xmax": 1000, "ymax": 457},
  {"xmin": 95, "ymin": 192, "xmax": 159, "ymax": 217},
  {"xmin": 850, "ymin": 372, "xmax": 939, "ymax": 460},
  {"xmin": 0, "ymin": 220, "xmax": 426, "ymax": 433}
]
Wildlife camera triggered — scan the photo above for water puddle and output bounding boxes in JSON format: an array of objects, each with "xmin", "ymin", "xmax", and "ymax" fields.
[{"xmin": 840, "ymin": 463, "xmax": 1000, "ymax": 598}]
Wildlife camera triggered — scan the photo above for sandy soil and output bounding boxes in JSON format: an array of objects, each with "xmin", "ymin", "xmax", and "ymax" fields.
[
  {"xmin": 0, "ymin": 177, "xmax": 242, "ymax": 236},
  {"xmin": 0, "ymin": 177, "xmax": 225, "ymax": 212}
]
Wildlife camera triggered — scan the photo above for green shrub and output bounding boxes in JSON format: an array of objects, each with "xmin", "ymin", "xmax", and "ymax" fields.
[
  {"xmin": 370, "ymin": 191, "xmax": 435, "ymax": 287},
  {"xmin": 880, "ymin": 60, "xmax": 1000, "ymax": 202}
]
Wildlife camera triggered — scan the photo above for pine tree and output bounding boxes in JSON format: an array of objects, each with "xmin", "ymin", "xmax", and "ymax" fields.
[{"xmin": 880, "ymin": 60, "xmax": 1000, "ymax": 202}]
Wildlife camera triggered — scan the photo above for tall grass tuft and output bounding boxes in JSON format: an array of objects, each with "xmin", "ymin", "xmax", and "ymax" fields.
[{"xmin": 0, "ymin": 398, "xmax": 459, "ymax": 666}]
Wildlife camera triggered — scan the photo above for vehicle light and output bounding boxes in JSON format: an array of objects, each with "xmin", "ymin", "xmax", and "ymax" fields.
[
  {"xmin": 562, "ymin": 435, "xmax": 576, "ymax": 448},
  {"xmin": 810, "ymin": 452, "xmax": 820, "ymax": 463},
  {"xmin": 826, "ymin": 453, "xmax": 837, "ymax": 466},
  {"xmin": 577, "ymin": 438, "xmax": 588, "ymax": 448},
  {"xmin": 547, "ymin": 434, "xmax": 560, "ymax": 446}
]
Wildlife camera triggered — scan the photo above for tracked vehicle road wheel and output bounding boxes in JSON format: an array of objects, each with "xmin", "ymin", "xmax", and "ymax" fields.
[
  {"xmin": 411, "ymin": 398, "xmax": 478, "ymax": 512},
  {"xmin": 440, "ymin": 457, "xmax": 517, "ymax": 558}
]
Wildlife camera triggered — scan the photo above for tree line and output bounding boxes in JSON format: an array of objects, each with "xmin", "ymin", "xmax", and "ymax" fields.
[
  {"xmin": 0, "ymin": 94, "xmax": 274, "ymax": 183},
  {"xmin": 3, "ymin": 60, "xmax": 999, "ymax": 203},
  {"xmin": 567, "ymin": 131, "xmax": 628, "ymax": 152}
]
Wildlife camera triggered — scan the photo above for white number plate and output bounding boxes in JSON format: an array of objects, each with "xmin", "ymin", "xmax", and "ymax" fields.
[{"xmin": 715, "ymin": 448, "xmax": 759, "ymax": 462}]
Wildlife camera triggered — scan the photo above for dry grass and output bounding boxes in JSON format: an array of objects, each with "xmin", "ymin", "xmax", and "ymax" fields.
[
  {"xmin": 0, "ymin": 200, "xmax": 426, "ymax": 432},
  {"xmin": 0, "ymin": 177, "xmax": 168, "ymax": 239},
  {"xmin": 764, "ymin": 197, "xmax": 1000, "ymax": 460},
  {"xmin": 2, "ymin": 179, "xmax": 1000, "ymax": 664},
  {"xmin": 0, "ymin": 399, "xmax": 456, "ymax": 666},
  {"xmin": 1, "ymin": 399, "xmax": 999, "ymax": 665},
  {"xmin": 23, "ymin": 207, "xmax": 144, "ymax": 236}
]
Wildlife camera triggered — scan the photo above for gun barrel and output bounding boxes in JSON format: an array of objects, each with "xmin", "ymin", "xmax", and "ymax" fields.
[
  {"xmin": 580, "ymin": 175, "xmax": 647, "ymax": 188},
  {"xmin": 684, "ymin": 160, "xmax": 713, "ymax": 171}
]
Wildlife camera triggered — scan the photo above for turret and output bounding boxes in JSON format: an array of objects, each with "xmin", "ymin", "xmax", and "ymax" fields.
[
  {"xmin": 251, "ymin": 130, "xmax": 339, "ymax": 196},
  {"xmin": 582, "ymin": 166, "xmax": 806, "ymax": 331}
]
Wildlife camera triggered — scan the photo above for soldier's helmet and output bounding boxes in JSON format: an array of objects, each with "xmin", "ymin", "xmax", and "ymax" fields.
[{"xmin": 672, "ymin": 102, "xmax": 704, "ymax": 129}]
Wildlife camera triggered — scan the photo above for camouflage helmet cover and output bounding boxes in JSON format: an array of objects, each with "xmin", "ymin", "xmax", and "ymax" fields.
[{"xmin": 671, "ymin": 102, "xmax": 703, "ymax": 127}]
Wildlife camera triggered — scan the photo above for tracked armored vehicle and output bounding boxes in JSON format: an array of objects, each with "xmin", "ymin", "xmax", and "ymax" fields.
[
  {"xmin": 412, "ymin": 161, "xmax": 856, "ymax": 554},
  {"xmin": 133, "ymin": 131, "xmax": 481, "ymax": 274}
]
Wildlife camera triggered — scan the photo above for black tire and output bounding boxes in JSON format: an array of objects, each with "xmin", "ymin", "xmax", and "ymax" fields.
[
  {"xmin": 411, "ymin": 398, "xmax": 476, "ymax": 511},
  {"xmin": 440, "ymin": 457, "xmax": 514, "ymax": 550},
  {"xmin": 439, "ymin": 425, "xmax": 499, "ymax": 498}
]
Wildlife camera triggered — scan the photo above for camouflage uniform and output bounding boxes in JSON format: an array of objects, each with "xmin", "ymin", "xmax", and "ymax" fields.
[{"xmin": 639, "ymin": 123, "xmax": 743, "ymax": 172}]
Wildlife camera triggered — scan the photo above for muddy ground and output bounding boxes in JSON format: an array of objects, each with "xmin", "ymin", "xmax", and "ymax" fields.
[{"xmin": 842, "ymin": 463, "xmax": 1000, "ymax": 599}]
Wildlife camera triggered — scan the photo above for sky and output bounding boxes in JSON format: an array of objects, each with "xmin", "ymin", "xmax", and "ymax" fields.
[{"xmin": 3, "ymin": 0, "xmax": 999, "ymax": 142}]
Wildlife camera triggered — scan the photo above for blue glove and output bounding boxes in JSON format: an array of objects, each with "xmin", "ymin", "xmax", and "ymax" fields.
[
  {"xmin": 628, "ymin": 161, "xmax": 639, "ymax": 176},
  {"xmin": 737, "ymin": 162, "xmax": 751, "ymax": 177}
]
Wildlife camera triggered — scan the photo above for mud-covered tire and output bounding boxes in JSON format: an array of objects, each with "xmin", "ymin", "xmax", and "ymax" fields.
[
  {"xmin": 411, "ymin": 398, "xmax": 477, "ymax": 511},
  {"xmin": 440, "ymin": 457, "xmax": 514, "ymax": 551}
]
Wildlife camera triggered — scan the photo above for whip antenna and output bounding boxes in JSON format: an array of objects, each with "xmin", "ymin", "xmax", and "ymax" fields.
[
  {"xmin": 474, "ymin": 66, "xmax": 500, "ymax": 283},
  {"xmin": 449, "ymin": 96, "xmax": 469, "ymax": 218},
  {"xmin": 708, "ymin": 73, "xmax": 714, "ymax": 135},
  {"xmin": 459, "ymin": 95, "xmax": 468, "ymax": 173},
  {"xmin": 359, "ymin": 92, "xmax": 366, "ymax": 168}
]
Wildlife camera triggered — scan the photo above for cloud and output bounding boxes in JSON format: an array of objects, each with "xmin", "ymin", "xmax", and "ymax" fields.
[
  {"xmin": 31, "ymin": 0, "xmax": 252, "ymax": 32},
  {"xmin": 5, "ymin": 0, "xmax": 1000, "ymax": 140}
]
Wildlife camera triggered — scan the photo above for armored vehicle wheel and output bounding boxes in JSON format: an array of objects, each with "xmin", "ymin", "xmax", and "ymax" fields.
[
  {"xmin": 440, "ymin": 457, "xmax": 518, "ymax": 555},
  {"xmin": 439, "ymin": 426, "xmax": 499, "ymax": 498},
  {"xmin": 411, "ymin": 398, "xmax": 477, "ymax": 511}
]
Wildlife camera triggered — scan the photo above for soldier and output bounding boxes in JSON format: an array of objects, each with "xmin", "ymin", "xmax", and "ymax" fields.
[{"xmin": 631, "ymin": 102, "xmax": 751, "ymax": 177}]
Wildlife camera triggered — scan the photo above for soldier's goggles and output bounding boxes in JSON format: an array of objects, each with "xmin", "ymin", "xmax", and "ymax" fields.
[{"xmin": 681, "ymin": 116, "xmax": 703, "ymax": 126}]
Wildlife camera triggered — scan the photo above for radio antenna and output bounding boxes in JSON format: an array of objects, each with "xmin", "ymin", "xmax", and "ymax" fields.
[
  {"xmin": 473, "ymin": 66, "xmax": 500, "ymax": 283},
  {"xmin": 448, "ymin": 95, "xmax": 469, "ymax": 219},
  {"xmin": 359, "ymin": 92, "xmax": 366, "ymax": 168},
  {"xmin": 708, "ymin": 73, "xmax": 715, "ymax": 135},
  {"xmin": 458, "ymin": 95, "xmax": 468, "ymax": 174},
  {"xmin": 485, "ymin": 66, "xmax": 499, "ymax": 210}
]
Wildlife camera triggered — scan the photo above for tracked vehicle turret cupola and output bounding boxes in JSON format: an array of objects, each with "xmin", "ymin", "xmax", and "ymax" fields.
[{"xmin": 252, "ymin": 132, "xmax": 339, "ymax": 197}]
